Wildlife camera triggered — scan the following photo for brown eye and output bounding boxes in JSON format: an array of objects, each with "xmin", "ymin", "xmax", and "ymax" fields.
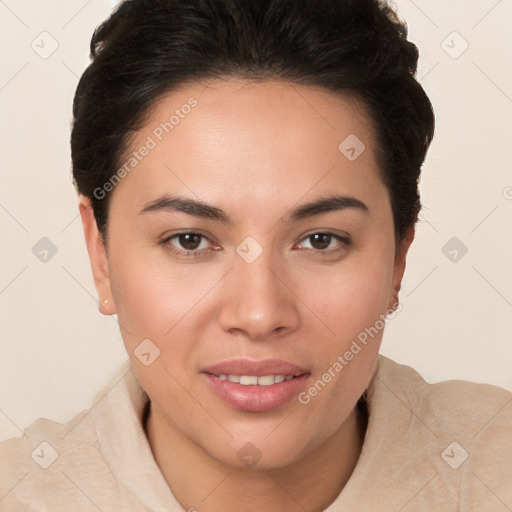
[
  {"xmin": 296, "ymin": 232, "xmax": 351, "ymax": 254},
  {"xmin": 162, "ymin": 232, "xmax": 214, "ymax": 256},
  {"xmin": 309, "ymin": 234, "xmax": 332, "ymax": 250},
  {"xmin": 178, "ymin": 233, "xmax": 203, "ymax": 250}
]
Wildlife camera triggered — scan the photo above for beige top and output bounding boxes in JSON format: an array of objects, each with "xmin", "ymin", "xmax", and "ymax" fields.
[{"xmin": 1, "ymin": 355, "xmax": 511, "ymax": 511}]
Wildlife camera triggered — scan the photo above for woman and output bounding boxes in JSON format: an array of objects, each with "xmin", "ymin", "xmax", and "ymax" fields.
[{"xmin": 1, "ymin": 0, "xmax": 510, "ymax": 510}]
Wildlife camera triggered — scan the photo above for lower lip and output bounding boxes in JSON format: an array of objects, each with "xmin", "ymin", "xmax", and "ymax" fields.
[{"xmin": 203, "ymin": 374, "xmax": 310, "ymax": 412}]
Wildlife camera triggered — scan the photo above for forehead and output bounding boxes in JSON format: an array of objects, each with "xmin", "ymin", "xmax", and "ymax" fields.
[{"xmin": 113, "ymin": 78, "xmax": 384, "ymax": 213}]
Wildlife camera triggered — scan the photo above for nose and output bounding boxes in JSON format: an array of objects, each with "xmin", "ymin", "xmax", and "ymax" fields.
[{"xmin": 218, "ymin": 253, "xmax": 301, "ymax": 341}]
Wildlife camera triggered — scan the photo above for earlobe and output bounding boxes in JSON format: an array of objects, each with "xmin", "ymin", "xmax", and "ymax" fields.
[
  {"xmin": 388, "ymin": 224, "xmax": 415, "ymax": 311},
  {"xmin": 78, "ymin": 195, "xmax": 116, "ymax": 316}
]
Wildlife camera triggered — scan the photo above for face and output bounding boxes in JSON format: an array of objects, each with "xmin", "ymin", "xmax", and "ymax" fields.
[{"xmin": 81, "ymin": 78, "xmax": 411, "ymax": 469}]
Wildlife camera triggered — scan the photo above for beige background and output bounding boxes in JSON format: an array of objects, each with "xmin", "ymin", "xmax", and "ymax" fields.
[{"xmin": 0, "ymin": 0, "xmax": 511, "ymax": 442}]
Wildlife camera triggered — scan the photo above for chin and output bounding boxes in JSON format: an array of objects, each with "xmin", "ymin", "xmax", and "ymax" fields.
[{"xmin": 199, "ymin": 421, "xmax": 328, "ymax": 470}]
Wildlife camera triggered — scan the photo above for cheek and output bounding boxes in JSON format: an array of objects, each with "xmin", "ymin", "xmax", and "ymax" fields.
[
  {"xmin": 292, "ymin": 243, "xmax": 395, "ymax": 427},
  {"xmin": 300, "ymin": 246, "xmax": 395, "ymax": 350},
  {"xmin": 108, "ymin": 245, "xmax": 222, "ymax": 349}
]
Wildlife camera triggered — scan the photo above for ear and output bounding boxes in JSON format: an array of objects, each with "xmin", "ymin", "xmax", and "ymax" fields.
[
  {"xmin": 388, "ymin": 224, "xmax": 415, "ymax": 311},
  {"xmin": 78, "ymin": 195, "xmax": 116, "ymax": 316}
]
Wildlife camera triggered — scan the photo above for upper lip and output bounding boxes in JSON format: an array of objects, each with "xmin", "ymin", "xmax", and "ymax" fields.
[{"xmin": 202, "ymin": 359, "xmax": 310, "ymax": 377}]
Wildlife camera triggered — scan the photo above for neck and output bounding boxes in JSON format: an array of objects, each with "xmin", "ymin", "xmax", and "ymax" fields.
[{"xmin": 144, "ymin": 399, "xmax": 367, "ymax": 512}]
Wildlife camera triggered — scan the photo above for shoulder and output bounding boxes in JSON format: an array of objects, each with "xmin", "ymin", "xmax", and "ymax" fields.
[
  {"xmin": 375, "ymin": 355, "xmax": 512, "ymax": 437},
  {"xmin": 0, "ymin": 410, "xmax": 106, "ymax": 510},
  {"xmin": 362, "ymin": 355, "xmax": 512, "ymax": 509},
  {"xmin": 0, "ymin": 361, "xmax": 144, "ymax": 511}
]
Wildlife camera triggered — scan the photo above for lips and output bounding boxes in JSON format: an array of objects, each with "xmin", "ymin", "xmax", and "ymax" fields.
[
  {"xmin": 202, "ymin": 359, "xmax": 310, "ymax": 412},
  {"xmin": 202, "ymin": 359, "xmax": 309, "ymax": 377}
]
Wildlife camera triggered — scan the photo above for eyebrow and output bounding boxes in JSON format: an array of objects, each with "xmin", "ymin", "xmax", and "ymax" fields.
[{"xmin": 139, "ymin": 193, "xmax": 369, "ymax": 223}]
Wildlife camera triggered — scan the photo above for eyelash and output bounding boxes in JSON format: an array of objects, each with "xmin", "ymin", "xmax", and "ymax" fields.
[{"xmin": 160, "ymin": 231, "xmax": 352, "ymax": 259}]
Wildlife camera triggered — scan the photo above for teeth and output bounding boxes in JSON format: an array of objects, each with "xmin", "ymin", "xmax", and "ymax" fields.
[
  {"xmin": 240, "ymin": 375, "xmax": 259, "ymax": 385},
  {"xmin": 257, "ymin": 375, "xmax": 276, "ymax": 386},
  {"xmin": 217, "ymin": 374, "xmax": 292, "ymax": 385}
]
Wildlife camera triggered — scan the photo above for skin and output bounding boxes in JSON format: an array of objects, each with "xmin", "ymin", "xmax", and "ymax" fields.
[{"xmin": 79, "ymin": 78, "xmax": 414, "ymax": 512}]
